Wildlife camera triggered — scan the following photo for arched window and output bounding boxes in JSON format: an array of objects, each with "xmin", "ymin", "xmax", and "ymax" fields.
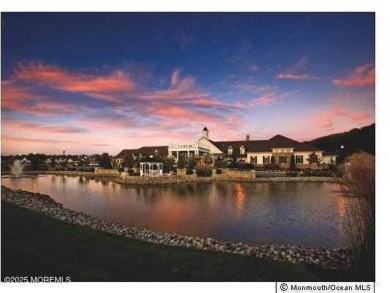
[
  {"xmin": 228, "ymin": 146, "xmax": 233, "ymax": 155},
  {"xmin": 240, "ymin": 145, "xmax": 245, "ymax": 155}
]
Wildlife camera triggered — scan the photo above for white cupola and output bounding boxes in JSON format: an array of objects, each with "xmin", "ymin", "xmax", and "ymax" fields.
[{"xmin": 202, "ymin": 126, "xmax": 209, "ymax": 139}]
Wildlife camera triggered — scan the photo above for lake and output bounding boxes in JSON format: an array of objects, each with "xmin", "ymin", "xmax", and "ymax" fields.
[{"xmin": 1, "ymin": 175, "xmax": 350, "ymax": 247}]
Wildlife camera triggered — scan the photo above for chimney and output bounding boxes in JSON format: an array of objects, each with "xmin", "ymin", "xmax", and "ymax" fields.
[{"xmin": 246, "ymin": 135, "xmax": 250, "ymax": 141}]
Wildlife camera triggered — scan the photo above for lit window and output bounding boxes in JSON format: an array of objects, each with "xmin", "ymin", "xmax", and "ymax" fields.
[
  {"xmin": 240, "ymin": 145, "xmax": 245, "ymax": 155},
  {"xmin": 228, "ymin": 146, "xmax": 233, "ymax": 155},
  {"xmin": 279, "ymin": 156, "xmax": 287, "ymax": 164}
]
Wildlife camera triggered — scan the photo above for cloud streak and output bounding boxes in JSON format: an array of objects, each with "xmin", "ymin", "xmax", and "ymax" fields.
[
  {"xmin": 13, "ymin": 62, "xmax": 136, "ymax": 103},
  {"xmin": 333, "ymin": 64, "xmax": 375, "ymax": 87},
  {"xmin": 312, "ymin": 106, "xmax": 373, "ymax": 130},
  {"xmin": 250, "ymin": 88, "xmax": 302, "ymax": 107},
  {"xmin": 3, "ymin": 120, "xmax": 88, "ymax": 134},
  {"xmin": 274, "ymin": 56, "xmax": 318, "ymax": 81},
  {"xmin": 275, "ymin": 73, "xmax": 318, "ymax": 80}
]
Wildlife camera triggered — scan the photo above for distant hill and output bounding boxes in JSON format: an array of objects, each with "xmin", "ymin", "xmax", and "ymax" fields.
[{"xmin": 305, "ymin": 124, "xmax": 375, "ymax": 162}]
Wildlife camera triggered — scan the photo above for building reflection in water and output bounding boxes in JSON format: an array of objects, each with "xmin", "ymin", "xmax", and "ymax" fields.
[
  {"xmin": 234, "ymin": 183, "xmax": 246, "ymax": 217},
  {"xmin": 78, "ymin": 176, "xmax": 84, "ymax": 184}
]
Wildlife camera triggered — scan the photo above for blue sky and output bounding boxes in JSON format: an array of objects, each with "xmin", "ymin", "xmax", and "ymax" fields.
[{"xmin": 1, "ymin": 12, "xmax": 375, "ymax": 155}]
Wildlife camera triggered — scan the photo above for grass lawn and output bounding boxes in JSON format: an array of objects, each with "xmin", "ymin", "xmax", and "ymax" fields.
[{"xmin": 1, "ymin": 200, "xmax": 355, "ymax": 282}]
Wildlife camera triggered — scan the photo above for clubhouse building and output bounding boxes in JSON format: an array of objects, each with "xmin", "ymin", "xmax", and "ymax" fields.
[{"xmin": 115, "ymin": 127, "xmax": 336, "ymax": 169}]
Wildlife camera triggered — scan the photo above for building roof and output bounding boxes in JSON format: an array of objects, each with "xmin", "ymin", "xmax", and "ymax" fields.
[
  {"xmin": 211, "ymin": 134, "xmax": 321, "ymax": 154},
  {"xmin": 115, "ymin": 146, "xmax": 168, "ymax": 158},
  {"xmin": 115, "ymin": 149, "xmax": 138, "ymax": 158},
  {"xmin": 203, "ymin": 126, "xmax": 208, "ymax": 131},
  {"xmin": 267, "ymin": 135, "xmax": 320, "ymax": 151},
  {"xmin": 136, "ymin": 146, "xmax": 169, "ymax": 156}
]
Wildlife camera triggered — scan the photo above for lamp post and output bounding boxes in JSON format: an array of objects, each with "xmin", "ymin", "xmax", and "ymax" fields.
[{"xmin": 340, "ymin": 144, "xmax": 345, "ymax": 164}]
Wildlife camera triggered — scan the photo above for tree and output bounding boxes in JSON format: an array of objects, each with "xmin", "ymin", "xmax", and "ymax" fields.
[
  {"xmin": 307, "ymin": 152, "xmax": 319, "ymax": 164},
  {"xmin": 27, "ymin": 153, "xmax": 41, "ymax": 170},
  {"xmin": 177, "ymin": 156, "xmax": 186, "ymax": 169},
  {"xmin": 307, "ymin": 152, "xmax": 323, "ymax": 167},
  {"xmin": 290, "ymin": 154, "xmax": 296, "ymax": 171},
  {"xmin": 100, "ymin": 152, "xmax": 112, "ymax": 169},
  {"xmin": 186, "ymin": 156, "xmax": 196, "ymax": 171},
  {"xmin": 163, "ymin": 157, "xmax": 175, "ymax": 173},
  {"xmin": 214, "ymin": 156, "xmax": 227, "ymax": 168}
]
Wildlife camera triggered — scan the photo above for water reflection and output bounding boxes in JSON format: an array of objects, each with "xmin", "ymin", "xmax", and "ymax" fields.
[
  {"xmin": 234, "ymin": 183, "xmax": 246, "ymax": 217},
  {"xmin": 1, "ymin": 175, "xmax": 350, "ymax": 247}
]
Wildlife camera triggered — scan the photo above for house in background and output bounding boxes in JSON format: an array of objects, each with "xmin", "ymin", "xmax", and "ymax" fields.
[
  {"xmin": 113, "ymin": 146, "xmax": 168, "ymax": 169},
  {"xmin": 115, "ymin": 127, "xmax": 332, "ymax": 169},
  {"xmin": 322, "ymin": 151, "xmax": 338, "ymax": 165}
]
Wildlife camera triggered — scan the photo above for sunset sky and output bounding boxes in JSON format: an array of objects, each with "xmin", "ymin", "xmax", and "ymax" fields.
[{"xmin": 1, "ymin": 12, "xmax": 375, "ymax": 155}]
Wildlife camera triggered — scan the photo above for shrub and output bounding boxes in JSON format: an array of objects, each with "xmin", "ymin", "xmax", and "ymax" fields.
[
  {"xmin": 229, "ymin": 162, "xmax": 254, "ymax": 170},
  {"xmin": 196, "ymin": 167, "xmax": 212, "ymax": 177},
  {"xmin": 342, "ymin": 152, "xmax": 375, "ymax": 280},
  {"xmin": 286, "ymin": 171, "xmax": 299, "ymax": 177},
  {"xmin": 214, "ymin": 158, "xmax": 227, "ymax": 168},
  {"xmin": 263, "ymin": 163, "xmax": 280, "ymax": 171},
  {"xmin": 290, "ymin": 154, "xmax": 296, "ymax": 171},
  {"xmin": 301, "ymin": 169, "xmax": 333, "ymax": 177}
]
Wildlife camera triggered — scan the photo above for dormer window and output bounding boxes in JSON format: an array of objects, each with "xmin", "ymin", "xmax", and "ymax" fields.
[
  {"xmin": 228, "ymin": 146, "xmax": 233, "ymax": 155},
  {"xmin": 240, "ymin": 145, "xmax": 245, "ymax": 155}
]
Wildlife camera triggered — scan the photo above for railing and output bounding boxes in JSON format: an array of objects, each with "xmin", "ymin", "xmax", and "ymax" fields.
[{"xmin": 169, "ymin": 141, "xmax": 210, "ymax": 150}]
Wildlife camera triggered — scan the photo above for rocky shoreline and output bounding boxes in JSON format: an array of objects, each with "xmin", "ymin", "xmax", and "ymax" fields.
[{"xmin": 1, "ymin": 185, "xmax": 353, "ymax": 269}]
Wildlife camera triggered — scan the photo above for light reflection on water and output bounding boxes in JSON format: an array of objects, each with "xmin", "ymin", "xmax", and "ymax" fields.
[{"xmin": 2, "ymin": 175, "xmax": 350, "ymax": 247}]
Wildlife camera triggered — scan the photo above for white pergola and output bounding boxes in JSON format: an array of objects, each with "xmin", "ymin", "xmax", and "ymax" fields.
[{"xmin": 140, "ymin": 162, "xmax": 163, "ymax": 176}]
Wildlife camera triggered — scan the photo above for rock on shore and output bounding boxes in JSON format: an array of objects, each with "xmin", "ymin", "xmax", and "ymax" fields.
[{"xmin": 1, "ymin": 185, "xmax": 353, "ymax": 269}]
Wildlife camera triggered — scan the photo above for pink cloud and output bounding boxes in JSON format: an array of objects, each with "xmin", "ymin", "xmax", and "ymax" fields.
[
  {"xmin": 1, "ymin": 82, "xmax": 80, "ymax": 116},
  {"xmin": 333, "ymin": 64, "xmax": 375, "ymax": 87},
  {"xmin": 251, "ymin": 92, "xmax": 277, "ymax": 106},
  {"xmin": 140, "ymin": 69, "xmax": 242, "ymax": 112},
  {"xmin": 275, "ymin": 56, "xmax": 318, "ymax": 80},
  {"xmin": 75, "ymin": 117, "xmax": 132, "ymax": 131},
  {"xmin": 187, "ymin": 97, "xmax": 244, "ymax": 109},
  {"xmin": 2, "ymin": 120, "xmax": 88, "ymax": 134},
  {"xmin": 2, "ymin": 63, "xmax": 248, "ymax": 155},
  {"xmin": 13, "ymin": 62, "xmax": 136, "ymax": 103},
  {"xmin": 275, "ymin": 73, "xmax": 318, "ymax": 80},
  {"xmin": 170, "ymin": 68, "xmax": 181, "ymax": 86},
  {"xmin": 149, "ymin": 104, "xmax": 219, "ymax": 124},
  {"xmin": 189, "ymin": 98, "xmax": 226, "ymax": 107},
  {"xmin": 233, "ymin": 82, "xmax": 278, "ymax": 93},
  {"xmin": 312, "ymin": 106, "xmax": 373, "ymax": 130},
  {"xmin": 250, "ymin": 88, "xmax": 301, "ymax": 107},
  {"xmin": 141, "ymin": 69, "xmax": 199, "ymax": 101},
  {"xmin": 349, "ymin": 112, "xmax": 372, "ymax": 122},
  {"xmin": 2, "ymin": 135, "xmax": 76, "ymax": 144}
]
